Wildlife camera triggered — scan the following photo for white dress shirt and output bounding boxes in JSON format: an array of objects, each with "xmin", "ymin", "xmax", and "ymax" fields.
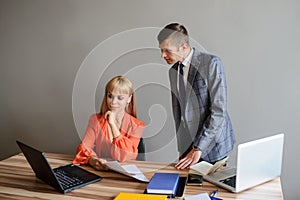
[{"xmin": 178, "ymin": 48, "xmax": 194, "ymax": 90}]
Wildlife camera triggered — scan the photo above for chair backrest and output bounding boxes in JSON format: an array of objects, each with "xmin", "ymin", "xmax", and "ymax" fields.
[{"xmin": 136, "ymin": 138, "xmax": 145, "ymax": 161}]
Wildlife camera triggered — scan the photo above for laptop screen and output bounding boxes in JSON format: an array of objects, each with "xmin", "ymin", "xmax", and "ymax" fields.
[{"xmin": 236, "ymin": 133, "xmax": 284, "ymax": 192}]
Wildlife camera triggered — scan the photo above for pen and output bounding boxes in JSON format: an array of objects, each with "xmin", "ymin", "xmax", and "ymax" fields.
[{"xmin": 210, "ymin": 189, "xmax": 218, "ymax": 197}]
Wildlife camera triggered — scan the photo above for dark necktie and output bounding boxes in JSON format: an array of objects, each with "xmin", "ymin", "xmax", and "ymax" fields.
[{"xmin": 179, "ymin": 63, "xmax": 186, "ymax": 105}]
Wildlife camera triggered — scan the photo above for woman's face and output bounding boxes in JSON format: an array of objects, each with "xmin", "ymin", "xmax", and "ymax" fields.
[{"xmin": 106, "ymin": 89, "xmax": 131, "ymax": 113}]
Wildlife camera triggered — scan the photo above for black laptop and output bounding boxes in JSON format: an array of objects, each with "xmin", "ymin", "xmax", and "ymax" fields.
[{"xmin": 16, "ymin": 140, "xmax": 102, "ymax": 193}]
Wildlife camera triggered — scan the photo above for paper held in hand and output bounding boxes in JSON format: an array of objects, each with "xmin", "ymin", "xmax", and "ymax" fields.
[
  {"xmin": 190, "ymin": 157, "xmax": 228, "ymax": 175},
  {"xmin": 105, "ymin": 161, "xmax": 149, "ymax": 182}
]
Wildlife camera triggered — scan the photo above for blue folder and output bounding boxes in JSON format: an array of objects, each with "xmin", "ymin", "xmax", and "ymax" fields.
[{"xmin": 146, "ymin": 173, "xmax": 180, "ymax": 195}]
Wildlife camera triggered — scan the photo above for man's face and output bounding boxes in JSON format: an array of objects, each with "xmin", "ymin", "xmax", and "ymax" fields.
[{"xmin": 159, "ymin": 38, "xmax": 183, "ymax": 65}]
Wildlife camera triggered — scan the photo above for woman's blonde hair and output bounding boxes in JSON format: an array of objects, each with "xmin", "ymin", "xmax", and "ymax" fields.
[{"xmin": 100, "ymin": 76, "xmax": 136, "ymax": 117}]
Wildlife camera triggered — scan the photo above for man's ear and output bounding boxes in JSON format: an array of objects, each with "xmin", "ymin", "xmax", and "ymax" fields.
[{"xmin": 182, "ymin": 42, "xmax": 189, "ymax": 50}]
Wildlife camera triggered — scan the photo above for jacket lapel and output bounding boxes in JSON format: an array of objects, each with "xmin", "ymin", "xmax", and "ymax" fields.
[
  {"xmin": 170, "ymin": 62, "xmax": 180, "ymax": 98},
  {"xmin": 186, "ymin": 48, "xmax": 201, "ymax": 101}
]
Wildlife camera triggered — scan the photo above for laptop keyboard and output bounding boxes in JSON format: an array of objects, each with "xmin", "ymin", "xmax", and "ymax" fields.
[
  {"xmin": 220, "ymin": 175, "xmax": 236, "ymax": 188},
  {"xmin": 54, "ymin": 168, "xmax": 84, "ymax": 189}
]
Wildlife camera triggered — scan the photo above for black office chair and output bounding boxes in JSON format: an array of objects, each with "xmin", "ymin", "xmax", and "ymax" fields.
[{"xmin": 136, "ymin": 138, "xmax": 146, "ymax": 161}]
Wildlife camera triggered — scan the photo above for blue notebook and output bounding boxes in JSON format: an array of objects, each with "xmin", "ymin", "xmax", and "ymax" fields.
[{"xmin": 146, "ymin": 173, "xmax": 180, "ymax": 195}]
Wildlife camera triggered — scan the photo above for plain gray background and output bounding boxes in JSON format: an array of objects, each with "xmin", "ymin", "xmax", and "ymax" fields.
[{"xmin": 1, "ymin": 0, "xmax": 299, "ymax": 199}]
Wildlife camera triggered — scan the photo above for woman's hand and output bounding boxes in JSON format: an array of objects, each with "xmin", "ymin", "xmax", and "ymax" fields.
[
  {"xmin": 88, "ymin": 156, "xmax": 109, "ymax": 171},
  {"xmin": 104, "ymin": 110, "xmax": 116, "ymax": 126},
  {"xmin": 175, "ymin": 149, "xmax": 201, "ymax": 170},
  {"xmin": 104, "ymin": 110, "xmax": 121, "ymax": 139}
]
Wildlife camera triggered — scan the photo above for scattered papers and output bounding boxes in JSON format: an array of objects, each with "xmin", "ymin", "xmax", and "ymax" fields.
[
  {"xmin": 190, "ymin": 157, "xmax": 228, "ymax": 176},
  {"xmin": 106, "ymin": 161, "xmax": 149, "ymax": 182}
]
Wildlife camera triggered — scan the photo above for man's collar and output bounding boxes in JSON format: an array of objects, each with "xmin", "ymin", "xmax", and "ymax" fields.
[{"xmin": 181, "ymin": 48, "xmax": 193, "ymax": 66}]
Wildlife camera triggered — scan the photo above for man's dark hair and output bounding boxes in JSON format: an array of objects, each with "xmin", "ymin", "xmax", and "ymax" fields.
[{"xmin": 157, "ymin": 23, "xmax": 189, "ymax": 46}]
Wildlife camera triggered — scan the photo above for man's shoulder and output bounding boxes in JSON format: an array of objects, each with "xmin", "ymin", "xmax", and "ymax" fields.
[
  {"xmin": 191, "ymin": 48, "xmax": 223, "ymax": 72},
  {"xmin": 192, "ymin": 48, "xmax": 220, "ymax": 62}
]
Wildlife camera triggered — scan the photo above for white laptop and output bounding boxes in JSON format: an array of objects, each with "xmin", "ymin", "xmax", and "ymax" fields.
[{"xmin": 204, "ymin": 133, "xmax": 284, "ymax": 193}]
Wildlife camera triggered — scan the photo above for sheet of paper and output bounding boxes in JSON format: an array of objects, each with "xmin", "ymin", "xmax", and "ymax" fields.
[
  {"xmin": 106, "ymin": 161, "xmax": 149, "ymax": 182},
  {"xmin": 106, "ymin": 161, "xmax": 128, "ymax": 174},
  {"xmin": 184, "ymin": 193, "xmax": 211, "ymax": 200},
  {"xmin": 122, "ymin": 164, "xmax": 149, "ymax": 182}
]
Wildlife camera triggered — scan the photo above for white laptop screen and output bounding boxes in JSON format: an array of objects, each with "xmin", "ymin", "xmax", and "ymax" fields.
[{"xmin": 236, "ymin": 133, "xmax": 284, "ymax": 192}]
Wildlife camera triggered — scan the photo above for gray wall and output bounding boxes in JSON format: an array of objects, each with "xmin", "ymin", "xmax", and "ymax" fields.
[{"xmin": 1, "ymin": 0, "xmax": 299, "ymax": 199}]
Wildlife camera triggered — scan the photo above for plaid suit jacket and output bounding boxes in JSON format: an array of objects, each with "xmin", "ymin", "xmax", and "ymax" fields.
[{"xmin": 169, "ymin": 48, "xmax": 235, "ymax": 162}]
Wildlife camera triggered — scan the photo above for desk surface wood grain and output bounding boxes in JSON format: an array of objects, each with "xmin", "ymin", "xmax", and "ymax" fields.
[{"xmin": 0, "ymin": 153, "xmax": 283, "ymax": 200}]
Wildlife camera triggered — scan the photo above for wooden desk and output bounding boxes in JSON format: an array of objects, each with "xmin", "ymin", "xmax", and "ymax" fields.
[{"xmin": 0, "ymin": 153, "xmax": 283, "ymax": 199}]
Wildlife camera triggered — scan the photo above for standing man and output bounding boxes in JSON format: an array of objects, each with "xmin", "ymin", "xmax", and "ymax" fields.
[{"xmin": 157, "ymin": 23, "xmax": 235, "ymax": 170}]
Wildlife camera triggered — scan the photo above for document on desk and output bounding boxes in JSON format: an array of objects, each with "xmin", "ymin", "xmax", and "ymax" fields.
[
  {"xmin": 184, "ymin": 193, "xmax": 211, "ymax": 200},
  {"xmin": 106, "ymin": 161, "xmax": 149, "ymax": 182},
  {"xmin": 190, "ymin": 157, "xmax": 228, "ymax": 176}
]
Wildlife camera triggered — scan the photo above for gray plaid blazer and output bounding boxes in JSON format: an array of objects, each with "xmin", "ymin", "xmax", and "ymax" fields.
[{"xmin": 169, "ymin": 48, "xmax": 235, "ymax": 162}]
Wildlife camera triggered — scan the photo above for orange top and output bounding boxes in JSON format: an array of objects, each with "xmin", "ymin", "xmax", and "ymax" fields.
[{"xmin": 73, "ymin": 112, "xmax": 145, "ymax": 164}]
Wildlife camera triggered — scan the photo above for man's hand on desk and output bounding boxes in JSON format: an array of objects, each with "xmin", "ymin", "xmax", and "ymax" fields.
[
  {"xmin": 88, "ymin": 156, "xmax": 109, "ymax": 171},
  {"xmin": 175, "ymin": 149, "xmax": 202, "ymax": 170}
]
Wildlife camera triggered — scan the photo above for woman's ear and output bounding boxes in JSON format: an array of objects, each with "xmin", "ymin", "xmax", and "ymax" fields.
[{"xmin": 127, "ymin": 94, "xmax": 132, "ymax": 104}]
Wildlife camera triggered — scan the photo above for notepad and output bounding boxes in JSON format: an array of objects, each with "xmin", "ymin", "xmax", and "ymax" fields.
[
  {"xmin": 146, "ymin": 173, "xmax": 180, "ymax": 195},
  {"xmin": 114, "ymin": 192, "xmax": 167, "ymax": 200},
  {"xmin": 190, "ymin": 157, "xmax": 228, "ymax": 176}
]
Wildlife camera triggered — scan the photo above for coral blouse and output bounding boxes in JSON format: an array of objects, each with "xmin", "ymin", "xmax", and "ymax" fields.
[{"xmin": 73, "ymin": 112, "xmax": 145, "ymax": 164}]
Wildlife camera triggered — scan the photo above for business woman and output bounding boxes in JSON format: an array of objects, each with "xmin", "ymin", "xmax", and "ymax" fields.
[{"xmin": 73, "ymin": 76, "xmax": 145, "ymax": 170}]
